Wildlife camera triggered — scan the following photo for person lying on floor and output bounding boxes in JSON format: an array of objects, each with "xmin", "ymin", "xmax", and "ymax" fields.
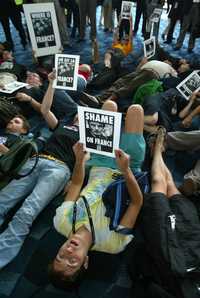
[
  {"xmin": 143, "ymin": 91, "xmax": 200, "ymax": 132},
  {"xmin": 0, "ymin": 70, "xmax": 78, "ymax": 130},
  {"xmin": 0, "ymin": 71, "xmax": 79, "ymax": 269},
  {"xmin": 140, "ymin": 127, "xmax": 200, "ymax": 298},
  {"xmin": 48, "ymin": 103, "xmax": 146, "ymax": 288},
  {"xmin": 87, "ymin": 17, "xmax": 133, "ymax": 90}
]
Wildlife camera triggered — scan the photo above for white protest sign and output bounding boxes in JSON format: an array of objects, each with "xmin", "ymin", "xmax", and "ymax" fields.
[
  {"xmin": 53, "ymin": 54, "xmax": 80, "ymax": 91},
  {"xmin": 78, "ymin": 106, "xmax": 122, "ymax": 157},
  {"xmin": 176, "ymin": 70, "xmax": 200, "ymax": 100},
  {"xmin": 121, "ymin": 1, "xmax": 133, "ymax": 19},
  {"xmin": 143, "ymin": 36, "xmax": 156, "ymax": 59},
  {"xmin": 23, "ymin": 3, "xmax": 61, "ymax": 57}
]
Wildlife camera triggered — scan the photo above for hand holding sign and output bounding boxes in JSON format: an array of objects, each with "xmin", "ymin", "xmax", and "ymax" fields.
[{"xmin": 115, "ymin": 149, "xmax": 130, "ymax": 173}]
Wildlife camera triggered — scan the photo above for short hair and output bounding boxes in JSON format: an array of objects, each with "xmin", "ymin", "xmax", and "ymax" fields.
[
  {"xmin": 13, "ymin": 114, "xmax": 30, "ymax": 133},
  {"xmin": 48, "ymin": 261, "xmax": 87, "ymax": 291}
]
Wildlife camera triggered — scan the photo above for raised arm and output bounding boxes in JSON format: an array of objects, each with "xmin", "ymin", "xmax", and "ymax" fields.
[
  {"xmin": 179, "ymin": 91, "xmax": 200, "ymax": 119},
  {"xmin": 40, "ymin": 71, "xmax": 58, "ymax": 130},
  {"xmin": 64, "ymin": 143, "xmax": 89, "ymax": 202},
  {"xmin": 115, "ymin": 149, "xmax": 143, "ymax": 229}
]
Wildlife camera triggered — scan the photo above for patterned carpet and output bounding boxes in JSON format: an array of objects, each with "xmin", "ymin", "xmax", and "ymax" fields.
[{"xmin": 0, "ymin": 5, "xmax": 199, "ymax": 298}]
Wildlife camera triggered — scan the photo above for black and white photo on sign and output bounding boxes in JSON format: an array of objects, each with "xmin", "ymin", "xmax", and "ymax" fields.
[
  {"xmin": 0, "ymin": 81, "xmax": 28, "ymax": 94},
  {"xmin": 144, "ymin": 36, "xmax": 156, "ymax": 59},
  {"xmin": 176, "ymin": 71, "xmax": 200, "ymax": 100},
  {"xmin": 53, "ymin": 54, "xmax": 80, "ymax": 91},
  {"xmin": 31, "ymin": 11, "xmax": 55, "ymax": 48},
  {"xmin": 150, "ymin": 8, "xmax": 162, "ymax": 23},
  {"xmin": 23, "ymin": 3, "xmax": 61, "ymax": 57},
  {"xmin": 78, "ymin": 106, "xmax": 122, "ymax": 157},
  {"xmin": 121, "ymin": 1, "xmax": 133, "ymax": 19}
]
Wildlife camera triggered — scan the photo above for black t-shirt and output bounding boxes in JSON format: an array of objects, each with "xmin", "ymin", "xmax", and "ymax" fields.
[{"xmin": 43, "ymin": 123, "xmax": 79, "ymax": 171}]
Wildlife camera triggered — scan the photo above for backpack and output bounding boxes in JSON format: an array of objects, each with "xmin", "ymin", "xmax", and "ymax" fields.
[
  {"xmin": 0, "ymin": 136, "xmax": 38, "ymax": 190},
  {"xmin": 102, "ymin": 171, "xmax": 149, "ymax": 232}
]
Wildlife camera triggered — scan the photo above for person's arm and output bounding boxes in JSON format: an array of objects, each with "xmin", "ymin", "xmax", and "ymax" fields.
[
  {"xmin": 115, "ymin": 149, "xmax": 143, "ymax": 229},
  {"xmin": 64, "ymin": 143, "xmax": 89, "ymax": 202},
  {"xmin": 40, "ymin": 70, "xmax": 58, "ymax": 130},
  {"xmin": 113, "ymin": 17, "xmax": 122, "ymax": 44},
  {"xmin": 179, "ymin": 92, "xmax": 200, "ymax": 119},
  {"xmin": 0, "ymin": 144, "xmax": 9, "ymax": 154},
  {"xmin": 136, "ymin": 57, "xmax": 148, "ymax": 71},
  {"xmin": 15, "ymin": 92, "xmax": 41, "ymax": 113},
  {"xmin": 182, "ymin": 104, "xmax": 200, "ymax": 128},
  {"xmin": 128, "ymin": 16, "xmax": 133, "ymax": 41}
]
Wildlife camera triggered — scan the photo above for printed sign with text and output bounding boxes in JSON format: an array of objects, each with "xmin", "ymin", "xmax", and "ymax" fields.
[
  {"xmin": 144, "ymin": 36, "xmax": 156, "ymax": 59},
  {"xmin": 121, "ymin": 1, "xmax": 133, "ymax": 19},
  {"xmin": 23, "ymin": 3, "xmax": 61, "ymax": 57},
  {"xmin": 53, "ymin": 54, "xmax": 80, "ymax": 91},
  {"xmin": 176, "ymin": 70, "xmax": 200, "ymax": 100},
  {"xmin": 78, "ymin": 106, "xmax": 122, "ymax": 157}
]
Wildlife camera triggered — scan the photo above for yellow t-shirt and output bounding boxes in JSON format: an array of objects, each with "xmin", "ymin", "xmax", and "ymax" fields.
[
  {"xmin": 53, "ymin": 167, "xmax": 133, "ymax": 254},
  {"xmin": 112, "ymin": 41, "xmax": 132, "ymax": 56}
]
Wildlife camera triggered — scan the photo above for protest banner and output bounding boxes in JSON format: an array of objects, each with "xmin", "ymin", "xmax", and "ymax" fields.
[
  {"xmin": 0, "ymin": 81, "xmax": 28, "ymax": 94},
  {"xmin": 121, "ymin": 1, "xmax": 133, "ymax": 19},
  {"xmin": 53, "ymin": 54, "xmax": 80, "ymax": 91},
  {"xmin": 176, "ymin": 71, "xmax": 200, "ymax": 100},
  {"xmin": 144, "ymin": 36, "xmax": 156, "ymax": 59},
  {"xmin": 23, "ymin": 3, "xmax": 61, "ymax": 57}
]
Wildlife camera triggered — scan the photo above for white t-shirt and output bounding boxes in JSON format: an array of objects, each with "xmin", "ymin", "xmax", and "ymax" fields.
[{"xmin": 141, "ymin": 60, "xmax": 178, "ymax": 79}]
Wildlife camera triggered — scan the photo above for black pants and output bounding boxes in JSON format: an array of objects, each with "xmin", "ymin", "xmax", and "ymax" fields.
[{"xmin": 0, "ymin": 8, "xmax": 27, "ymax": 48}]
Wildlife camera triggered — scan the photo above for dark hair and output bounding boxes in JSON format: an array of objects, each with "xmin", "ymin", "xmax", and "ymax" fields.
[
  {"xmin": 13, "ymin": 114, "xmax": 30, "ymax": 133},
  {"xmin": 48, "ymin": 261, "xmax": 87, "ymax": 291}
]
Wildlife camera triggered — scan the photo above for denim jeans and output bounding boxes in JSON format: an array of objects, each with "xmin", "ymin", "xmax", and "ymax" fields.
[{"xmin": 0, "ymin": 157, "xmax": 70, "ymax": 268}]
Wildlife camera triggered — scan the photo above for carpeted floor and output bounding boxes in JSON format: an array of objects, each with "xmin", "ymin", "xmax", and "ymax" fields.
[{"xmin": 0, "ymin": 5, "xmax": 199, "ymax": 298}]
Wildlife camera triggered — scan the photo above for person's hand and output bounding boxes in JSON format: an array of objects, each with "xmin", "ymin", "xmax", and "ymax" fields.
[
  {"xmin": 189, "ymin": 91, "xmax": 200, "ymax": 102},
  {"xmin": 115, "ymin": 149, "xmax": 130, "ymax": 173},
  {"xmin": 48, "ymin": 69, "xmax": 56, "ymax": 83},
  {"xmin": 182, "ymin": 115, "xmax": 192, "ymax": 128},
  {"xmin": 73, "ymin": 142, "xmax": 90, "ymax": 164},
  {"xmin": 16, "ymin": 92, "xmax": 32, "ymax": 102},
  {"xmin": 140, "ymin": 57, "xmax": 148, "ymax": 66}
]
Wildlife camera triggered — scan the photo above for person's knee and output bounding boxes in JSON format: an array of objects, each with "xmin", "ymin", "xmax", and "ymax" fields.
[
  {"xmin": 127, "ymin": 104, "xmax": 144, "ymax": 119},
  {"xmin": 102, "ymin": 100, "xmax": 118, "ymax": 112}
]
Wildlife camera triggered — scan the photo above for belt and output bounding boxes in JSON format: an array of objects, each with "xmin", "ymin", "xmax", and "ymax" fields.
[{"xmin": 32, "ymin": 153, "xmax": 65, "ymax": 165}]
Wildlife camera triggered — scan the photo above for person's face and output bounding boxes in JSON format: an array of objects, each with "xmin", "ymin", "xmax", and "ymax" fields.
[
  {"xmin": 53, "ymin": 234, "xmax": 89, "ymax": 277},
  {"xmin": 2, "ymin": 50, "xmax": 13, "ymax": 61},
  {"xmin": 89, "ymin": 122, "xmax": 104, "ymax": 136},
  {"xmin": 6, "ymin": 116, "xmax": 26, "ymax": 134},
  {"xmin": 26, "ymin": 72, "xmax": 42, "ymax": 87}
]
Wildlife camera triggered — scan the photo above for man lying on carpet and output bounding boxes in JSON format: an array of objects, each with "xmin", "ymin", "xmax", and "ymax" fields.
[
  {"xmin": 0, "ymin": 72, "xmax": 80, "ymax": 269},
  {"xmin": 48, "ymin": 102, "xmax": 145, "ymax": 289}
]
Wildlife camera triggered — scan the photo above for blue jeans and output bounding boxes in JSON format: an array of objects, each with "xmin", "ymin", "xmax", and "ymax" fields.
[{"xmin": 0, "ymin": 157, "xmax": 70, "ymax": 268}]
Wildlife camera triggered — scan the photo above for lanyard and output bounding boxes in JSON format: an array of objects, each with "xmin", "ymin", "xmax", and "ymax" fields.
[{"xmin": 72, "ymin": 196, "xmax": 96, "ymax": 247}]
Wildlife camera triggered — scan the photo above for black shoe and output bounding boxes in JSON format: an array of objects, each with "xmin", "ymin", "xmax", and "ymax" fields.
[
  {"xmin": 174, "ymin": 46, "xmax": 181, "ymax": 51},
  {"xmin": 164, "ymin": 39, "xmax": 172, "ymax": 44},
  {"xmin": 161, "ymin": 33, "xmax": 165, "ymax": 40},
  {"xmin": 188, "ymin": 48, "xmax": 193, "ymax": 53},
  {"xmin": 77, "ymin": 38, "xmax": 85, "ymax": 43}
]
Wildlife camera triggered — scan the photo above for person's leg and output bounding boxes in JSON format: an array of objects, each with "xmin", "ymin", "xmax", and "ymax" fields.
[
  {"xmin": 0, "ymin": 159, "xmax": 70, "ymax": 269},
  {"xmin": 188, "ymin": 4, "xmax": 199, "ymax": 51},
  {"xmin": 9, "ymin": 9, "xmax": 27, "ymax": 47},
  {"xmin": 0, "ymin": 159, "xmax": 39, "ymax": 226},
  {"xmin": 78, "ymin": 0, "xmax": 87, "ymax": 40},
  {"xmin": 175, "ymin": 14, "xmax": 190, "ymax": 49},
  {"xmin": 166, "ymin": 130, "xmax": 200, "ymax": 151},
  {"xmin": 0, "ymin": 17, "xmax": 13, "ymax": 48},
  {"xmin": 134, "ymin": 2, "xmax": 142, "ymax": 33},
  {"xmin": 101, "ymin": 99, "xmax": 118, "ymax": 112},
  {"xmin": 88, "ymin": 0, "xmax": 97, "ymax": 40},
  {"xmin": 124, "ymin": 104, "xmax": 144, "ymax": 134},
  {"xmin": 121, "ymin": 105, "xmax": 146, "ymax": 172},
  {"xmin": 151, "ymin": 128, "xmax": 180, "ymax": 197}
]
